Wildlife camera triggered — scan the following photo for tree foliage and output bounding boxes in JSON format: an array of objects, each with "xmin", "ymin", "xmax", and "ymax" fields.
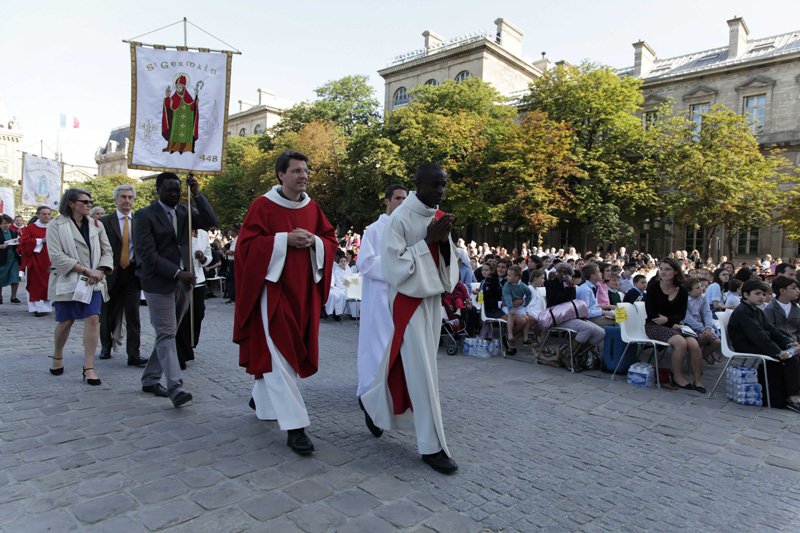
[
  {"xmin": 646, "ymin": 105, "xmax": 789, "ymax": 258},
  {"xmin": 81, "ymin": 174, "xmax": 156, "ymax": 212},
  {"xmin": 523, "ymin": 62, "xmax": 655, "ymax": 244},
  {"xmin": 269, "ymin": 75, "xmax": 380, "ymax": 138}
]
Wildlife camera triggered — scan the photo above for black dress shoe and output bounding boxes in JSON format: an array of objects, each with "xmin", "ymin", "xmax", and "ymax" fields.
[
  {"xmin": 128, "ymin": 356, "xmax": 148, "ymax": 367},
  {"xmin": 248, "ymin": 397, "xmax": 256, "ymax": 410},
  {"xmin": 171, "ymin": 391, "xmax": 193, "ymax": 408},
  {"xmin": 142, "ymin": 384, "xmax": 169, "ymax": 397},
  {"xmin": 286, "ymin": 429, "xmax": 314, "ymax": 455},
  {"xmin": 99, "ymin": 352, "xmax": 112, "ymax": 360},
  {"xmin": 421, "ymin": 450, "xmax": 458, "ymax": 474},
  {"xmin": 358, "ymin": 398, "xmax": 383, "ymax": 438}
]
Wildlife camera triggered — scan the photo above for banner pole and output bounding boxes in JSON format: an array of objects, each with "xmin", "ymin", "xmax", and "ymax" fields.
[{"xmin": 187, "ymin": 172, "xmax": 195, "ymax": 347}]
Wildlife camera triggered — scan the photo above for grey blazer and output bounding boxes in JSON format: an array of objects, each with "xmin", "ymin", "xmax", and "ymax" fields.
[{"xmin": 763, "ymin": 299, "xmax": 800, "ymax": 342}]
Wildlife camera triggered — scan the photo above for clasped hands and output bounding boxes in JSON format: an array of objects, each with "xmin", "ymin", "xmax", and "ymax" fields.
[
  {"xmin": 83, "ymin": 268, "xmax": 105, "ymax": 285},
  {"xmin": 288, "ymin": 228, "xmax": 315, "ymax": 249},
  {"xmin": 425, "ymin": 213, "xmax": 455, "ymax": 245}
]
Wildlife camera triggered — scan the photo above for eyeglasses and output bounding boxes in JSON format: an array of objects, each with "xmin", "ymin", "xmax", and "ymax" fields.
[{"xmin": 75, "ymin": 199, "xmax": 93, "ymax": 205}]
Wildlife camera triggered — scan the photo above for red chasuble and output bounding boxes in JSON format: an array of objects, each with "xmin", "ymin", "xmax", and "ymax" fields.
[
  {"xmin": 18, "ymin": 223, "xmax": 50, "ymax": 301},
  {"xmin": 233, "ymin": 192, "xmax": 338, "ymax": 379}
]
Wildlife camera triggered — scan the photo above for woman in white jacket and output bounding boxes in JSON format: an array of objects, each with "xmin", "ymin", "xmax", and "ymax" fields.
[{"xmin": 46, "ymin": 189, "xmax": 113, "ymax": 385}]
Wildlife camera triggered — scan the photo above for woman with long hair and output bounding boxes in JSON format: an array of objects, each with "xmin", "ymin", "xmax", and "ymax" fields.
[
  {"xmin": 0, "ymin": 214, "xmax": 21, "ymax": 303},
  {"xmin": 644, "ymin": 258, "xmax": 706, "ymax": 392},
  {"xmin": 46, "ymin": 189, "xmax": 113, "ymax": 385}
]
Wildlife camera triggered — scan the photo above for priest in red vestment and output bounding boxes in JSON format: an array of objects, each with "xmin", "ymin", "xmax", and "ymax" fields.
[
  {"xmin": 18, "ymin": 206, "xmax": 53, "ymax": 316},
  {"xmin": 234, "ymin": 150, "xmax": 337, "ymax": 455}
]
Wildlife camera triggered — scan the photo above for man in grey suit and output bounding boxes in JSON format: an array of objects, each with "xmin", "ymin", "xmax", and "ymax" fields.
[
  {"xmin": 99, "ymin": 184, "xmax": 147, "ymax": 367},
  {"xmin": 134, "ymin": 172, "xmax": 217, "ymax": 407},
  {"xmin": 764, "ymin": 276, "xmax": 800, "ymax": 342}
]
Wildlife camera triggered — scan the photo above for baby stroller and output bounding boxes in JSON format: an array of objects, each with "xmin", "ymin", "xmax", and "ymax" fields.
[{"xmin": 440, "ymin": 311, "xmax": 468, "ymax": 356}]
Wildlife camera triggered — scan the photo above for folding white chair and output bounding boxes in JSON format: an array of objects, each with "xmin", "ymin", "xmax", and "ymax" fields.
[
  {"xmin": 538, "ymin": 324, "xmax": 579, "ymax": 372},
  {"xmin": 344, "ymin": 275, "xmax": 362, "ymax": 319},
  {"xmin": 612, "ymin": 302, "xmax": 671, "ymax": 387},
  {"xmin": 708, "ymin": 310, "xmax": 780, "ymax": 409},
  {"xmin": 480, "ymin": 302, "xmax": 508, "ymax": 357}
]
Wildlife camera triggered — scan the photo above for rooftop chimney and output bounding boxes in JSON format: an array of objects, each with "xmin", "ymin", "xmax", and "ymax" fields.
[
  {"xmin": 422, "ymin": 30, "xmax": 443, "ymax": 52},
  {"xmin": 494, "ymin": 18, "xmax": 524, "ymax": 57},
  {"xmin": 727, "ymin": 16, "xmax": 750, "ymax": 59},
  {"xmin": 632, "ymin": 40, "xmax": 656, "ymax": 78}
]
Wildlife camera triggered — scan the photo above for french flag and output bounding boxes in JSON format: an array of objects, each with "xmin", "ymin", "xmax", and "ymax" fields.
[{"xmin": 59, "ymin": 114, "xmax": 80, "ymax": 129}]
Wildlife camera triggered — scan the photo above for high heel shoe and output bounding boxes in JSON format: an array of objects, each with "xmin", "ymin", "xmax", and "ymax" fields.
[
  {"xmin": 82, "ymin": 367, "xmax": 101, "ymax": 386},
  {"xmin": 49, "ymin": 356, "xmax": 64, "ymax": 376}
]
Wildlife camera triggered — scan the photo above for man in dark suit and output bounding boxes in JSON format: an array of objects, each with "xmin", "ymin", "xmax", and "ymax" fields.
[
  {"xmin": 99, "ymin": 184, "xmax": 147, "ymax": 367},
  {"xmin": 134, "ymin": 172, "xmax": 217, "ymax": 407}
]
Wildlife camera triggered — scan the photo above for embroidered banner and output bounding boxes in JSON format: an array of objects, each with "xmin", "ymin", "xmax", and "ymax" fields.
[
  {"xmin": 128, "ymin": 45, "xmax": 232, "ymax": 174},
  {"xmin": 21, "ymin": 154, "xmax": 62, "ymax": 209},
  {"xmin": 0, "ymin": 187, "xmax": 14, "ymax": 216}
]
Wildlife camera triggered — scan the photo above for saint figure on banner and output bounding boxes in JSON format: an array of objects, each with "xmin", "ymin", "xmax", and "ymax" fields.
[{"xmin": 162, "ymin": 73, "xmax": 200, "ymax": 154}]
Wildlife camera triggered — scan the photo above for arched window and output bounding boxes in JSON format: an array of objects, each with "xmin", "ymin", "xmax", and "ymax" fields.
[
  {"xmin": 454, "ymin": 70, "xmax": 471, "ymax": 82},
  {"xmin": 393, "ymin": 87, "xmax": 408, "ymax": 106},
  {"xmin": 239, "ymin": 128, "xmax": 247, "ymax": 137},
  {"xmin": 424, "ymin": 79, "xmax": 439, "ymax": 86},
  {"xmin": 254, "ymin": 123, "xmax": 264, "ymax": 135}
]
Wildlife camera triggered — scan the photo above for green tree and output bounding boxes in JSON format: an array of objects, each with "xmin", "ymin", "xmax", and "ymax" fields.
[
  {"xmin": 522, "ymin": 62, "xmax": 655, "ymax": 245},
  {"xmin": 81, "ymin": 174, "xmax": 156, "ymax": 212},
  {"xmin": 269, "ymin": 75, "xmax": 380, "ymax": 138},
  {"xmin": 646, "ymin": 105, "xmax": 790, "ymax": 259},
  {"xmin": 268, "ymin": 121, "xmax": 349, "ymax": 228},
  {"xmin": 483, "ymin": 110, "xmax": 581, "ymax": 237},
  {"xmin": 385, "ymin": 79, "xmax": 515, "ymax": 228},
  {"xmin": 202, "ymin": 136, "xmax": 271, "ymax": 228}
]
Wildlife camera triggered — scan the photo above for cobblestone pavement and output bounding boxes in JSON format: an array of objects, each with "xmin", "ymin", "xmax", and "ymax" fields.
[{"xmin": 2, "ymin": 287, "xmax": 800, "ymax": 532}]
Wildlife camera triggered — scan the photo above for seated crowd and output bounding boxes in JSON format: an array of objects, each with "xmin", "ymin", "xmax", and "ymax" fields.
[
  {"xmin": 328, "ymin": 231, "xmax": 800, "ymax": 412},
  {"xmin": 446, "ymin": 242, "xmax": 800, "ymax": 412}
]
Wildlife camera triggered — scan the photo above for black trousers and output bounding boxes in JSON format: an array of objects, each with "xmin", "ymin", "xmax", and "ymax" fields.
[
  {"xmin": 225, "ymin": 261, "xmax": 235, "ymax": 300},
  {"xmin": 99, "ymin": 265, "xmax": 141, "ymax": 358},
  {"xmin": 176, "ymin": 285, "xmax": 206, "ymax": 365}
]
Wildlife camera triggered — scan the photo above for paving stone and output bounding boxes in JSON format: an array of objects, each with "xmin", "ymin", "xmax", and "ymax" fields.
[
  {"xmin": 72, "ymin": 493, "xmax": 138, "ymax": 524},
  {"xmin": 178, "ymin": 466, "xmax": 226, "ymax": 488},
  {"xmin": 283, "ymin": 479, "xmax": 334, "ymax": 503},
  {"xmin": 7, "ymin": 460, "xmax": 60, "ymax": 481},
  {"xmin": 374, "ymin": 501, "xmax": 432, "ymax": 528},
  {"xmin": 23, "ymin": 508, "xmax": 82, "ymax": 532},
  {"xmin": 286, "ymin": 501, "xmax": 346, "ymax": 532},
  {"xmin": 130, "ymin": 477, "xmax": 190, "ymax": 505},
  {"xmin": 240, "ymin": 492, "xmax": 300, "ymax": 521},
  {"xmin": 359, "ymin": 474, "xmax": 412, "ymax": 500},
  {"xmin": 134, "ymin": 498, "xmax": 204, "ymax": 531},
  {"xmin": 87, "ymin": 515, "xmax": 149, "ymax": 533},
  {"xmin": 209, "ymin": 457, "xmax": 256, "ymax": 478},
  {"xmin": 424, "ymin": 510, "xmax": 484, "ymax": 533},
  {"xmin": 167, "ymin": 507, "xmax": 256, "ymax": 533},
  {"xmin": 192, "ymin": 480, "xmax": 251, "ymax": 510},
  {"xmin": 326, "ymin": 488, "xmax": 381, "ymax": 517},
  {"xmin": 335, "ymin": 514, "xmax": 397, "ymax": 533},
  {"xmin": 75, "ymin": 473, "xmax": 131, "ymax": 498}
]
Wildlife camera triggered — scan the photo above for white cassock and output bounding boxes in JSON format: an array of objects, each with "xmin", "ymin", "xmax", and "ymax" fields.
[
  {"xmin": 355, "ymin": 214, "xmax": 392, "ymax": 397},
  {"xmin": 361, "ymin": 192, "xmax": 458, "ymax": 456},
  {"xmin": 526, "ymin": 285, "xmax": 547, "ymax": 317},
  {"xmin": 324, "ymin": 264, "xmax": 350, "ymax": 315}
]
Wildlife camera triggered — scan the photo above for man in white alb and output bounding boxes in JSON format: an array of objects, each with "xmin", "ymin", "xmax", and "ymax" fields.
[
  {"xmin": 360, "ymin": 163, "xmax": 459, "ymax": 474},
  {"xmin": 355, "ymin": 184, "xmax": 407, "ymax": 436}
]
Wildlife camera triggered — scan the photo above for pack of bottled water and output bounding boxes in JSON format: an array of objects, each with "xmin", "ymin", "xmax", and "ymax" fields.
[
  {"xmin": 627, "ymin": 362, "xmax": 654, "ymax": 387},
  {"xmin": 463, "ymin": 338, "xmax": 493, "ymax": 358},
  {"xmin": 726, "ymin": 365, "xmax": 762, "ymax": 406}
]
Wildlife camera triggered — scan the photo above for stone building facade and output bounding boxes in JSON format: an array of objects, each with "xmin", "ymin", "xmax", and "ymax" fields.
[
  {"xmin": 227, "ymin": 89, "xmax": 290, "ymax": 138},
  {"xmin": 378, "ymin": 18, "xmax": 549, "ymax": 113},
  {"xmin": 95, "ymin": 126, "xmax": 150, "ymax": 178},
  {"xmin": 619, "ymin": 17, "xmax": 800, "ymax": 260},
  {"xmin": 0, "ymin": 96, "xmax": 23, "ymax": 186}
]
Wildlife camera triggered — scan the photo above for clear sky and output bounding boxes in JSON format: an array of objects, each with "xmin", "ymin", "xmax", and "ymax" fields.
[{"xmin": 1, "ymin": 0, "xmax": 798, "ymax": 169}]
